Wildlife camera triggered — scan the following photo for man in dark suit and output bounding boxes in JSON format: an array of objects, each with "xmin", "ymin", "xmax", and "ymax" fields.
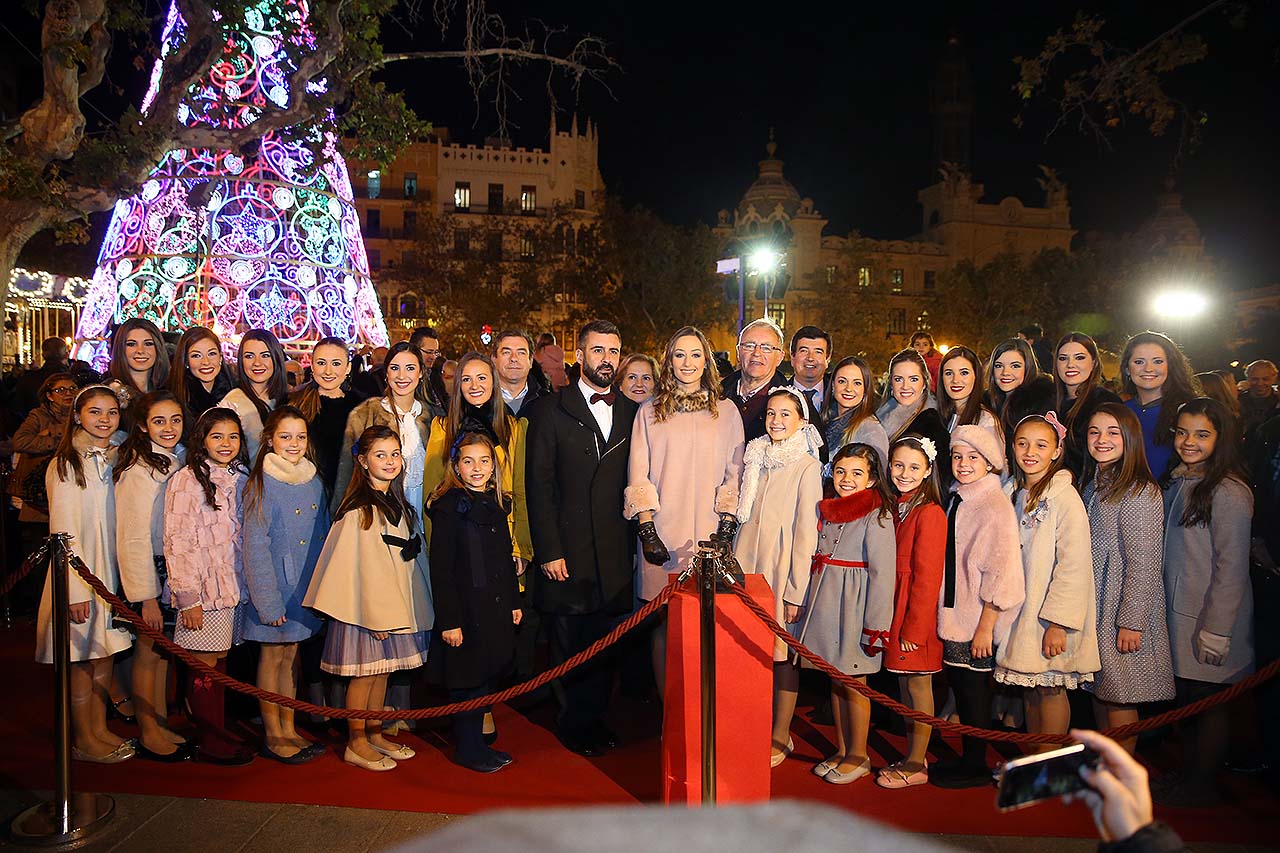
[
  {"xmin": 788, "ymin": 325, "xmax": 830, "ymax": 457},
  {"xmin": 525, "ymin": 320, "xmax": 637, "ymax": 756},
  {"xmin": 721, "ymin": 317, "xmax": 789, "ymax": 442}
]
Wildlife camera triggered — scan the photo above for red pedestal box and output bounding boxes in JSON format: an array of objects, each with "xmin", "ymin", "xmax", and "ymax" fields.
[{"xmin": 661, "ymin": 574, "xmax": 774, "ymax": 804}]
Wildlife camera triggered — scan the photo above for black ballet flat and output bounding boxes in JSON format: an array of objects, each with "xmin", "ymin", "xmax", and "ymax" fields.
[
  {"xmin": 107, "ymin": 699, "xmax": 137, "ymax": 725},
  {"xmin": 258, "ymin": 745, "xmax": 317, "ymax": 765},
  {"xmin": 453, "ymin": 751, "xmax": 507, "ymax": 773},
  {"xmin": 136, "ymin": 742, "xmax": 195, "ymax": 763}
]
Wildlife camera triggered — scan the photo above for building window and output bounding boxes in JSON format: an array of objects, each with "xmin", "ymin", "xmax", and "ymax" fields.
[
  {"xmin": 365, "ymin": 208, "xmax": 380, "ymax": 237},
  {"xmin": 520, "ymin": 233, "xmax": 535, "ymax": 260},
  {"xmin": 367, "ymin": 170, "xmax": 381, "ymax": 199},
  {"xmin": 453, "ymin": 229, "xmax": 470, "ymax": 257},
  {"xmin": 488, "ymin": 183, "xmax": 504, "ymax": 214},
  {"xmin": 404, "ymin": 172, "xmax": 417, "ymax": 199},
  {"xmin": 367, "ymin": 248, "xmax": 381, "ymax": 270},
  {"xmin": 454, "ymin": 181, "xmax": 471, "ymax": 211},
  {"xmin": 766, "ymin": 303, "xmax": 786, "ymax": 332},
  {"xmin": 923, "ymin": 269, "xmax": 936, "ymax": 292},
  {"xmin": 520, "ymin": 185, "xmax": 537, "ymax": 214},
  {"xmin": 858, "ymin": 266, "xmax": 872, "ymax": 288},
  {"xmin": 403, "ymin": 210, "xmax": 417, "ymax": 238},
  {"xmin": 575, "ymin": 189, "xmax": 586, "ymax": 209},
  {"xmin": 486, "ymin": 231, "xmax": 503, "ymax": 261},
  {"xmin": 890, "ymin": 268, "xmax": 904, "ymax": 293},
  {"xmin": 886, "ymin": 308, "xmax": 907, "ymax": 338},
  {"xmin": 825, "ymin": 265, "xmax": 837, "ymax": 284}
]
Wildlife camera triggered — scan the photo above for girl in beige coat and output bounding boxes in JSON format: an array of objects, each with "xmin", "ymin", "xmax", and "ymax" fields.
[{"xmin": 733, "ymin": 388, "xmax": 824, "ymax": 767}]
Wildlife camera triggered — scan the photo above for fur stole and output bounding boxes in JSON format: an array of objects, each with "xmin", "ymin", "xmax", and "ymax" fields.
[
  {"xmin": 819, "ymin": 488, "xmax": 883, "ymax": 524},
  {"xmin": 670, "ymin": 389, "xmax": 712, "ymax": 414},
  {"xmin": 263, "ymin": 452, "xmax": 317, "ymax": 485},
  {"xmin": 875, "ymin": 395, "xmax": 938, "ymax": 441},
  {"xmin": 736, "ymin": 425, "xmax": 822, "ymax": 522}
]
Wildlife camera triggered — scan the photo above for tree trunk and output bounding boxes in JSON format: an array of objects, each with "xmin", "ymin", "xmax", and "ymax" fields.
[{"xmin": 0, "ymin": 201, "xmax": 64, "ymax": 361}]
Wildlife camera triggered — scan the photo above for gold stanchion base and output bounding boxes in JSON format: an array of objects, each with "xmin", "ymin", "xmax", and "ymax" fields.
[{"xmin": 9, "ymin": 793, "xmax": 115, "ymax": 849}]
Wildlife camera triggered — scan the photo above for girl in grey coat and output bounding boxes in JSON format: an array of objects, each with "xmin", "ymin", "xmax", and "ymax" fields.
[
  {"xmin": 1160, "ymin": 397, "xmax": 1254, "ymax": 805},
  {"xmin": 798, "ymin": 443, "xmax": 897, "ymax": 784}
]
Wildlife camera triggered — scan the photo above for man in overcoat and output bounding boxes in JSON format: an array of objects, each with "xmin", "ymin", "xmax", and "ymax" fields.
[{"xmin": 525, "ymin": 319, "xmax": 637, "ymax": 756}]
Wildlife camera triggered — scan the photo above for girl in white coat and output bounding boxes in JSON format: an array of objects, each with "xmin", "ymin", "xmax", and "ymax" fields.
[
  {"xmin": 35, "ymin": 385, "xmax": 135, "ymax": 763},
  {"xmin": 995, "ymin": 413, "xmax": 1100, "ymax": 749},
  {"xmin": 114, "ymin": 390, "xmax": 190, "ymax": 761},
  {"xmin": 733, "ymin": 387, "xmax": 823, "ymax": 767}
]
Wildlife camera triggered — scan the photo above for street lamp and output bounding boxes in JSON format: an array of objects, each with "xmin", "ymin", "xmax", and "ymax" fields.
[
  {"xmin": 749, "ymin": 248, "xmax": 779, "ymax": 275},
  {"xmin": 1152, "ymin": 289, "xmax": 1208, "ymax": 319},
  {"xmin": 717, "ymin": 245, "xmax": 780, "ymax": 335}
]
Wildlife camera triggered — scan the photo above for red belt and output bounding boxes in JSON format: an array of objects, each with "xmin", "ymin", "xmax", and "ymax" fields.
[{"xmin": 810, "ymin": 554, "xmax": 868, "ymax": 577}]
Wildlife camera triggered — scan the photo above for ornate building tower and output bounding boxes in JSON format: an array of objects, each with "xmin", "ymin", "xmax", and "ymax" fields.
[{"xmin": 930, "ymin": 32, "xmax": 974, "ymax": 176}]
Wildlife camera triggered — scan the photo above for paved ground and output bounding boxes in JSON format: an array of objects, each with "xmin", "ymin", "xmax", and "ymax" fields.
[{"xmin": 0, "ymin": 791, "xmax": 1273, "ymax": 852}]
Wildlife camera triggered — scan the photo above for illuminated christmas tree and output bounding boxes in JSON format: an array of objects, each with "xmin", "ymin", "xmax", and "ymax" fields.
[{"xmin": 76, "ymin": 0, "xmax": 389, "ymax": 365}]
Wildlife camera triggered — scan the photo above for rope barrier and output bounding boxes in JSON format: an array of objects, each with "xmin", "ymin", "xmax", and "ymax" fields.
[
  {"xmin": 0, "ymin": 542, "xmax": 48, "ymax": 597},
  {"xmin": 68, "ymin": 554, "xmax": 675, "ymax": 720},
  {"xmin": 726, "ymin": 580, "xmax": 1280, "ymax": 746}
]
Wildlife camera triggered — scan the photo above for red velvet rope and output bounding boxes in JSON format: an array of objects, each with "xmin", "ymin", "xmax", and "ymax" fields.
[
  {"xmin": 726, "ymin": 580, "xmax": 1280, "ymax": 746},
  {"xmin": 0, "ymin": 543, "xmax": 48, "ymax": 597},
  {"xmin": 68, "ymin": 554, "xmax": 673, "ymax": 720}
]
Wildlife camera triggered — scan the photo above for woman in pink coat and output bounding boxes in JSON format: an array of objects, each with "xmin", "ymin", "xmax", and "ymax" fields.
[{"xmin": 625, "ymin": 326, "xmax": 745, "ymax": 689}]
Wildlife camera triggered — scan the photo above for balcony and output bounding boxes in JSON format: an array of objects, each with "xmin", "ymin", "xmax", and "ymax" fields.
[
  {"xmin": 449, "ymin": 203, "xmax": 549, "ymax": 218},
  {"xmin": 361, "ymin": 227, "xmax": 417, "ymax": 241}
]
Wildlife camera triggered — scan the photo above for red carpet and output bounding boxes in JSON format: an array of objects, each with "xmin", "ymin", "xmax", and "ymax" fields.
[{"xmin": 1, "ymin": 623, "xmax": 1276, "ymax": 843}]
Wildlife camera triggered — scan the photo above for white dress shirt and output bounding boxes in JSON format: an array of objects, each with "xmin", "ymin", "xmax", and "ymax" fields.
[{"xmin": 579, "ymin": 378, "xmax": 613, "ymax": 443}]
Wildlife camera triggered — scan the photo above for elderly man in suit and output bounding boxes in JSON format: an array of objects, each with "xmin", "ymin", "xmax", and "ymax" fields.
[{"xmin": 525, "ymin": 320, "xmax": 638, "ymax": 756}]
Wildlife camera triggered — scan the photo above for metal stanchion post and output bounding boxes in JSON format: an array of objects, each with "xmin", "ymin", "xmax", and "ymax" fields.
[
  {"xmin": 10, "ymin": 533, "xmax": 115, "ymax": 849},
  {"xmin": 697, "ymin": 545, "xmax": 717, "ymax": 806}
]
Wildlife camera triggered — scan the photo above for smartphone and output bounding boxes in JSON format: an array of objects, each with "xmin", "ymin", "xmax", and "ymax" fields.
[{"xmin": 995, "ymin": 743, "xmax": 1100, "ymax": 812}]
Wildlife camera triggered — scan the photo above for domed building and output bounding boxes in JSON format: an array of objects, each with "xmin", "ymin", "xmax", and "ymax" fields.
[{"xmin": 1137, "ymin": 180, "xmax": 1208, "ymax": 268}]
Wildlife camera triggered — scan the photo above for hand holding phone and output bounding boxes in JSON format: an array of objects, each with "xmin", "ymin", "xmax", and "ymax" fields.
[
  {"xmin": 995, "ymin": 742, "xmax": 1099, "ymax": 811},
  {"xmin": 1061, "ymin": 729, "xmax": 1154, "ymax": 843}
]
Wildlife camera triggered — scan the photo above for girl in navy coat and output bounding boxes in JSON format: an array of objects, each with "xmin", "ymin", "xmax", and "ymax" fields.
[
  {"xmin": 427, "ymin": 431, "xmax": 522, "ymax": 774},
  {"xmin": 242, "ymin": 406, "xmax": 328, "ymax": 764}
]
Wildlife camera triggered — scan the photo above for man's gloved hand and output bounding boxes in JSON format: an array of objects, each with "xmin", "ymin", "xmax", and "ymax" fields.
[{"xmin": 637, "ymin": 521, "xmax": 671, "ymax": 566}]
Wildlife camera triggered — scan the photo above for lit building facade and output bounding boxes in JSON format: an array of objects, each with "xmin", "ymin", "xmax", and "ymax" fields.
[{"xmin": 349, "ymin": 115, "xmax": 605, "ymax": 343}]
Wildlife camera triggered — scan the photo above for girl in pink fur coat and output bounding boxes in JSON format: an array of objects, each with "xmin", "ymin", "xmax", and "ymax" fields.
[{"xmin": 931, "ymin": 424, "xmax": 1024, "ymax": 789}]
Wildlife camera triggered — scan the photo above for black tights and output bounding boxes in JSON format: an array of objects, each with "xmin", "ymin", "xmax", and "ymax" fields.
[
  {"xmin": 949, "ymin": 666, "xmax": 993, "ymax": 768},
  {"xmin": 449, "ymin": 683, "xmax": 494, "ymax": 762},
  {"xmin": 1175, "ymin": 677, "xmax": 1230, "ymax": 788}
]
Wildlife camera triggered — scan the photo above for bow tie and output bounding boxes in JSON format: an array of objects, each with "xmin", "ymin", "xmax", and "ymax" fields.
[
  {"xmin": 590, "ymin": 391, "xmax": 616, "ymax": 406},
  {"xmin": 381, "ymin": 532, "xmax": 422, "ymax": 562}
]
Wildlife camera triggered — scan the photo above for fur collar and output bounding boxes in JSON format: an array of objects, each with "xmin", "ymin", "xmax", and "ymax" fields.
[
  {"xmin": 736, "ymin": 427, "xmax": 822, "ymax": 522},
  {"xmin": 263, "ymin": 452, "xmax": 317, "ymax": 485},
  {"xmin": 1168, "ymin": 461, "xmax": 1204, "ymax": 482},
  {"xmin": 875, "ymin": 395, "xmax": 937, "ymax": 441},
  {"xmin": 670, "ymin": 389, "xmax": 713, "ymax": 413},
  {"xmin": 954, "ymin": 471, "xmax": 1004, "ymax": 502},
  {"xmin": 73, "ymin": 428, "xmax": 118, "ymax": 467},
  {"xmin": 819, "ymin": 488, "xmax": 883, "ymax": 524}
]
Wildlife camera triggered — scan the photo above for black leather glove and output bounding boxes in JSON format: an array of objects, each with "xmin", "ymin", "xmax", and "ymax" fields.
[
  {"xmin": 637, "ymin": 521, "xmax": 670, "ymax": 566},
  {"xmin": 713, "ymin": 514, "xmax": 739, "ymax": 543}
]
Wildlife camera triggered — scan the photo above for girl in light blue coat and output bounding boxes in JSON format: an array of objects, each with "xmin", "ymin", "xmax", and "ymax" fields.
[{"xmin": 242, "ymin": 405, "xmax": 329, "ymax": 764}]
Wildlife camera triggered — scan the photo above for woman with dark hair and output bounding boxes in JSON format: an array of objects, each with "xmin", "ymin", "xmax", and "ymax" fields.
[
  {"xmin": 290, "ymin": 336, "xmax": 365, "ymax": 496},
  {"xmin": 984, "ymin": 338, "xmax": 1055, "ymax": 454},
  {"xmin": 169, "ymin": 327, "xmax": 234, "ymax": 418},
  {"xmin": 625, "ymin": 326, "xmax": 745, "ymax": 687},
  {"xmin": 822, "ymin": 356, "xmax": 889, "ymax": 469},
  {"xmin": 336, "ymin": 341, "xmax": 434, "ymax": 517},
  {"xmin": 1195, "ymin": 371, "xmax": 1241, "ymax": 421},
  {"xmin": 1120, "ymin": 331, "xmax": 1200, "ymax": 478},
  {"xmin": 219, "ymin": 329, "xmax": 289, "ymax": 459},
  {"xmin": 1054, "ymin": 332, "xmax": 1121, "ymax": 480},
  {"xmin": 875, "ymin": 348, "xmax": 949, "ymax": 482},
  {"xmin": 107, "ymin": 318, "xmax": 169, "ymax": 423},
  {"xmin": 937, "ymin": 346, "xmax": 999, "ymax": 436}
]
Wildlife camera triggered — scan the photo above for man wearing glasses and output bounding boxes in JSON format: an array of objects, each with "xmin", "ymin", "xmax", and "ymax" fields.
[{"xmin": 721, "ymin": 318, "xmax": 790, "ymax": 442}]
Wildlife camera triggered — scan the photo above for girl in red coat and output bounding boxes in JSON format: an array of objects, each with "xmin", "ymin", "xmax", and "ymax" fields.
[{"xmin": 876, "ymin": 434, "xmax": 946, "ymax": 789}]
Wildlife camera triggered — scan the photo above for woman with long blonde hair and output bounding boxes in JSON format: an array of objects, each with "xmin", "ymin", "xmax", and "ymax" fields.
[{"xmin": 625, "ymin": 326, "xmax": 745, "ymax": 688}]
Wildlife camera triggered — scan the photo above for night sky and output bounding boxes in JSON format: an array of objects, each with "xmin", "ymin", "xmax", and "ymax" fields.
[
  {"xmin": 386, "ymin": 0, "xmax": 1280, "ymax": 290},
  {"xmin": 5, "ymin": 1, "xmax": 1279, "ymax": 289}
]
